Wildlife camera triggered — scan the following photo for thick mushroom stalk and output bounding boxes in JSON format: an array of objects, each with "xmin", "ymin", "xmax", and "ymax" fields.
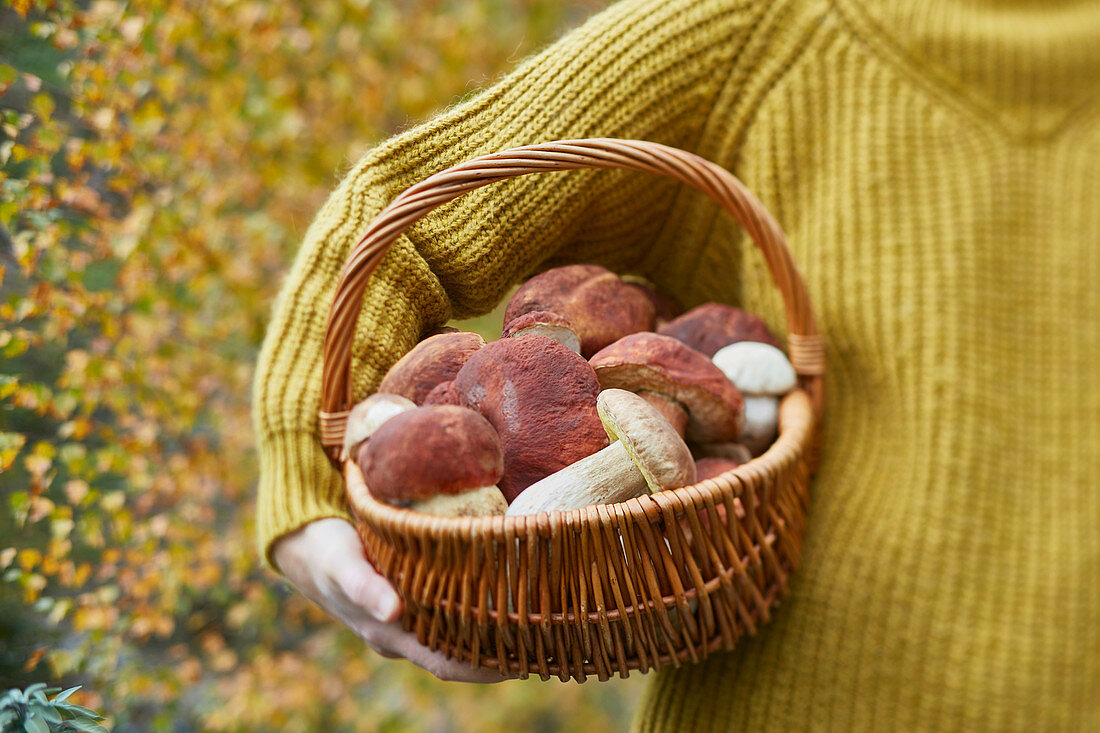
[
  {"xmin": 360, "ymin": 405, "xmax": 508, "ymax": 517},
  {"xmin": 740, "ymin": 395, "xmax": 780, "ymax": 456},
  {"xmin": 506, "ymin": 390, "xmax": 696, "ymax": 516},
  {"xmin": 590, "ymin": 332, "xmax": 743, "ymax": 443}
]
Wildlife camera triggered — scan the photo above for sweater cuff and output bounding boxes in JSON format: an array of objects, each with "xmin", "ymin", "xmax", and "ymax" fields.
[{"xmin": 256, "ymin": 429, "xmax": 350, "ymax": 573}]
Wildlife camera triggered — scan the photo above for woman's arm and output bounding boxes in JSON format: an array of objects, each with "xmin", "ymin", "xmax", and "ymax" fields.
[{"xmin": 255, "ymin": 0, "xmax": 764, "ymax": 677}]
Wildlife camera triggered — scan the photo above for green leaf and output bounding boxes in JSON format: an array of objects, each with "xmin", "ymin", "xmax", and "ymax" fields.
[
  {"xmin": 0, "ymin": 375, "xmax": 18, "ymax": 399},
  {"xmin": 53, "ymin": 687, "xmax": 79, "ymax": 703},
  {"xmin": 70, "ymin": 721, "xmax": 109, "ymax": 733},
  {"xmin": 24, "ymin": 712, "xmax": 49, "ymax": 733},
  {"xmin": 28, "ymin": 703, "xmax": 60, "ymax": 724},
  {"xmin": 56, "ymin": 703, "xmax": 102, "ymax": 720}
]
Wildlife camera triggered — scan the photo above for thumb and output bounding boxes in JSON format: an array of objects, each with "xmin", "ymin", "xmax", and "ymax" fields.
[{"xmin": 333, "ymin": 547, "xmax": 403, "ymax": 624}]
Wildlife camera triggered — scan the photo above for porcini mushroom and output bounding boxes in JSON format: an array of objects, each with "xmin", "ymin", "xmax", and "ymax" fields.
[
  {"xmin": 343, "ymin": 393, "xmax": 417, "ymax": 460},
  {"xmin": 377, "ymin": 331, "xmax": 485, "ymax": 404},
  {"xmin": 359, "ymin": 405, "xmax": 508, "ymax": 517},
  {"xmin": 657, "ymin": 302, "xmax": 781, "ymax": 357},
  {"xmin": 711, "ymin": 341, "xmax": 797, "ymax": 396},
  {"xmin": 740, "ymin": 395, "xmax": 780, "ymax": 456},
  {"xmin": 620, "ymin": 276, "xmax": 682, "ymax": 328},
  {"xmin": 452, "ymin": 334, "xmax": 609, "ymax": 502},
  {"xmin": 589, "ymin": 332, "xmax": 744, "ymax": 443},
  {"xmin": 710, "ymin": 342, "xmax": 794, "ymax": 457},
  {"xmin": 694, "ymin": 456, "xmax": 744, "ymax": 482},
  {"xmin": 503, "ymin": 264, "xmax": 656, "ymax": 357},
  {"xmin": 422, "ymin": 380, "xmax": 462, "ymax": 406},
  {"xmin": 501, "ymin": 310, "xmax": 581, "ymax": 353},
  {"xmin": 691, "ymin": 441, "xmax": 753, "ymax": 464},
  {"xmin": 506, "ymin": 389, "xmax": 696, "ymax": 516}
]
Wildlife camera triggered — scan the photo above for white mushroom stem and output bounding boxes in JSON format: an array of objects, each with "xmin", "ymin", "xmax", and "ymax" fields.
[
  {"xmin": 506, "ymin": 440, "xmax": 647, "ymax": 516},
  {"xmin": 741, "ymin": 395, "xmax": 779, "ymax": 456},
  {"xmin": 410, "ymin": 485, "xmax": 508, "ymax": 517},
  {"xmin": 637, "ymin": 391, "xmax": 688, "ymax": 437}
]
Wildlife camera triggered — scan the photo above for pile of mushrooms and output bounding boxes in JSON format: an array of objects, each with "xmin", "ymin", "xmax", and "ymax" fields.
[{"xmin": 346, "ymin": 264, "xmax": 799, "ymax": 519}]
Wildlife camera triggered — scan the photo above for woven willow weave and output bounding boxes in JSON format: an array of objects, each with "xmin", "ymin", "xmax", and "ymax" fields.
[{"xmin": 320, "ymin": 140, "xmax": 824, "ymax": 680}]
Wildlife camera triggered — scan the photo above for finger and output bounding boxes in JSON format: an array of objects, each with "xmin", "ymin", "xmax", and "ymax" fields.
[
  {"xmin": 333, "ymin": 558, "xmax": 403, "ymax": 623},
  {"xmin": 383, "ymin": 631, "xmax": 513, "ymax": 683}
]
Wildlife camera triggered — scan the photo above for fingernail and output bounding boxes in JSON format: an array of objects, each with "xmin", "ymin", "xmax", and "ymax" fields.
[{"xmin": 373, "ymin": 590, "xmax": 400, "ymax": 622}]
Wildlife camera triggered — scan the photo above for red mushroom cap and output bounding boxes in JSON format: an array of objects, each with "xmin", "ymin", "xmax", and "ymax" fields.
[
  {"xmin": 378, "ymin": 331, "xmax": 485, "ymax": 404},
  {"xmin": 694, "ymin": 456, "xmax": 744, "ymax": 482},
  {"xmin": 360, "ymin": 406, "xmax": 504, "ymax": 503},
  {"xmin": 590, "ymin": 332, "xmax": 744, "ymax": 443},
  {"xmin": 502, "ymin": 310, "xmax": 581, "ymax": 353},
  {"xmin": 503, "ymin": 264, "xmax": 656, "ymax": 357},
  {"xmin": 452, "ymin": 335, "xmax": 609, "ymax": 502},
  {"xmin": 657, "ymin": 302, "xmax": 781, "ymax": 357},
  {"xmin": 422, "ymin": 380, "xmax": 463, "ymax": 406},
  {"xmin": 621, "ymin": 278, "xmax": 682, "ymax": 327}
]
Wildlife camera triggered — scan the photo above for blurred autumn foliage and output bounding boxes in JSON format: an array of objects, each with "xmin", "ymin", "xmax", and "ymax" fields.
[{"xmin": 0, "ymin": 0, "xmax": 648, "ymax": 729}]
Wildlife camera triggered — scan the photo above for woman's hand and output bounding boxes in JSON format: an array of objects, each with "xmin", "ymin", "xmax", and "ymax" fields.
[{"xmin": 272, "ymin": 517, "xmax": 508, "ymax": 683}]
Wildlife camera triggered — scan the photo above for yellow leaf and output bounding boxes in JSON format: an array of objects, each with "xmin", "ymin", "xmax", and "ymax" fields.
[
  {"xmin": 64, "ymin": 479, "xmax": 89, "ymax": 504},
  {"xmin": 19, "ymin": 547, "xmax": 41, "ymax": 570},
  {"xmin": 100, "ymin": 490, "xmax": 126, "ymax": 512}
]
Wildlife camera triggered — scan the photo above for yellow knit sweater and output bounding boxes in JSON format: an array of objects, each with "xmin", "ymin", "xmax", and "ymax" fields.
[{"xmin": 253, "ymin": 0, "xmax": 1100, "ymax": 728}]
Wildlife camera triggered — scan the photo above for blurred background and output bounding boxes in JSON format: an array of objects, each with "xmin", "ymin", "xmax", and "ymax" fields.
[{"xmin": 0, "ymin": 0, "xmax": 656, "ymax": 729}]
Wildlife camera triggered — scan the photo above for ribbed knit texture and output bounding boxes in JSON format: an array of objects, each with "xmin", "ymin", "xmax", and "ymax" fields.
[{"xmin": 253, "ymin": 0, "xmax": 1100, "ymax": 728}]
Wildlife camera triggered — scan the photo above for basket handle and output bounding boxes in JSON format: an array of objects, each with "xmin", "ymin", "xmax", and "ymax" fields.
[{"xmin": 319, "ymin": 138, "xmax": 825, "ymax": 460}]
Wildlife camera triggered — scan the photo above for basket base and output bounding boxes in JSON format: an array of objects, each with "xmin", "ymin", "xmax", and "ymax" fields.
[{"xmin": 347, "ymin": 388, "xmax": 816, "ymax": 682}]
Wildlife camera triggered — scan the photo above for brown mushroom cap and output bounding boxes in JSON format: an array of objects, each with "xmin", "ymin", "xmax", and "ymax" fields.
[
  {"xmin": 378, "ymin": 331, "xmax": 485, "ymax": 404},
  {"xmin": 694, "ymin": 456, "xmax": 744, "ymax": 482},
  {"xmin": 502, "ymin": 310, "xmax": 581, "ymax": 353},
  {"xmin": 691, "ymin": 442, "xmax": 753, "ymax": 464},
  {"xmin": 360, "ymin": 406, "xmax": 504, "ymax": 503},
  {"xmin": 503, "ymin": 264, "xmax": 656, "ymax": 357},
  {"xmin": 590, "ymin": 332, "xmax": 744, "ymax": 444},
  {"xmin": 422, "ymin": 380, "xmax": 462, "ymax": 406},
  {"xmin": 597, "ymin": 389, "xmax": 696, "ymax": 492},
  {"xmin": 343, "ymin": 393, "xmax": 417, "ymax": 457},
  {"xmin": 657, "ymin": 302, "xmax": 781, "ymax": 357},
  {"xmin": 452, "ymin": 334, "xmax": 609, "ymax": 502},
  {"xmin": 620, "ymin": 277, "xmax": 682, "ymax": 326}
]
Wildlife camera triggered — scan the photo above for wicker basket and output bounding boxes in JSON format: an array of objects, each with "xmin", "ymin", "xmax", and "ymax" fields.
[{"xmin": 318, "ymin": 139, "xmax": 825, "ymax": 682}]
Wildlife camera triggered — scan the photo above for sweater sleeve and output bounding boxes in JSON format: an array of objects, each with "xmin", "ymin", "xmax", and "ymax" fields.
[{"xmin": 253, "ymin": 0, "xmax": 764, "ymax": 569}]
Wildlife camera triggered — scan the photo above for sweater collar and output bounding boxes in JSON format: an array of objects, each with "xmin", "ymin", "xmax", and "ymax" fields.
[{"xmin": 835, "ymin": 0, "xmax": 1100, "ymax": 137}]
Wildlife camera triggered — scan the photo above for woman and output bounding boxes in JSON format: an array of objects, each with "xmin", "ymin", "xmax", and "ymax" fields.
[{"xmin": 256, "ymin": 0, "xmax": 1100, "ymax": 727}]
